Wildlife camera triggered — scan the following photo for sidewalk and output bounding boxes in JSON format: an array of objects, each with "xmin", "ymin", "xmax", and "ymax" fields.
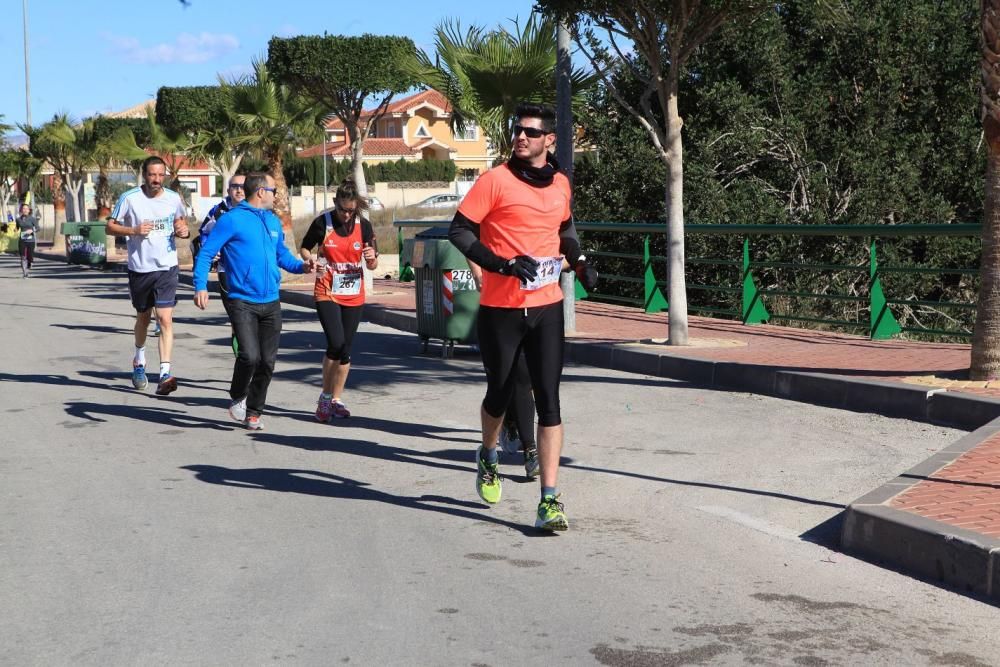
[{"xmin": 37, "ymin": 248, "xmax": 1000, "ymax": 603}]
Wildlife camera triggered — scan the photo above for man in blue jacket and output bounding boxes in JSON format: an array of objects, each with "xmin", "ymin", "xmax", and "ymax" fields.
[{"xmin": 192, "ymin": 171, "xmax": 315, "ymax": 430}]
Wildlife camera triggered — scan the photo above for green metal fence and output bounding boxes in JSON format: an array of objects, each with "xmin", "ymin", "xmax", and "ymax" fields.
[{"xmin": 394, "ymin": 220, "xmax": 983, "ymax": 340}]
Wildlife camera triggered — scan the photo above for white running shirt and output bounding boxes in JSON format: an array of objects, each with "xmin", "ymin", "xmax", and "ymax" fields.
[{"xmin": 111, "ymin": 186, "xmax": 187, "ymax": 272}]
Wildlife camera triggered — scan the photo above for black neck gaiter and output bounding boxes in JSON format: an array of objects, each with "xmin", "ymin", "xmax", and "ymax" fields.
[{"xmin": 506, "ymin": 153, "xmax": 561, "ymax": 188}]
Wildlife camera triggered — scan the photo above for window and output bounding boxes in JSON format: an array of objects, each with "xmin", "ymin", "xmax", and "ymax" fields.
[
  {"xmin": 459, "ymin": 168, "xmax": 479, "ymax": 182},
  {"xmin": 454, "ymin": 123, "xmax": 479, "ymax": 141},
  {"xmin": 414, "ymin": 123, "xmax": 431, "ymax": 139},
  {"xmin": 368, "ymin": 122, "xmax": 378, "ymax": 138},
  {"xmin": 385, "ymin": 123, "xmax": 398, "ymax": 138}
]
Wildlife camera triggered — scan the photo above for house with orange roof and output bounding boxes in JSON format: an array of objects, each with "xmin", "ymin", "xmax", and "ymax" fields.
[{"xmin": 298, "ymin": 89, "xmax": 496, "ymax": 180}]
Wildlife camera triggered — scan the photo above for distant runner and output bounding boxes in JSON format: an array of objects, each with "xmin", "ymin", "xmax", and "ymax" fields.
[{"xmin": 15, "ymin": 203, "xmax": 39, "ymax": 278}]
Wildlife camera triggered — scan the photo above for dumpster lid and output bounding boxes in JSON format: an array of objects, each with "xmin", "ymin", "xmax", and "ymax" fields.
[{"xmin": 414, "ymin": 226, "xmax": 451, "ymax": 240}]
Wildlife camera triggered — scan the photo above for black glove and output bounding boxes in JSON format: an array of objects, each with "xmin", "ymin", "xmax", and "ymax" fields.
[
  {"xmin": 498, "ymin": 255, "xmax": 539, "ymax": 285},
  {"xmin": 574, "ymin": 257, "xmax": 598, "ymax": 291}
]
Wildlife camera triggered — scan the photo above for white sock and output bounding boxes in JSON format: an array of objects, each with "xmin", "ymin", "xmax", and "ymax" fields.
[
  {"xmin": 160, "ymin": 362, "xmax": 171, "ymax": 379},
  {"xmin": 134, "ymin": 346, "xmax": 146, "ymax": 366}
]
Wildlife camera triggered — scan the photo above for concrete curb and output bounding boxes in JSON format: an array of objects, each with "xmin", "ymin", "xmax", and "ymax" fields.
[{"xmin": 841, "ymin": 418, "xmax": 1000, "ymax": 600}]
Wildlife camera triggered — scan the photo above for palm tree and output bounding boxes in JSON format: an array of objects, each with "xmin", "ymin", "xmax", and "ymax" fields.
[
  {"xmin": 185, "ymin": 125, "xmax": 246, "ymax": 197},
  {"xmin": 412, "ymin": 14, "xmax": 595, "ymax": 158},
  {"xmin": 221, "ymin": 58, "xmax": 322, "ymax": 234},
  {"xmin": 81, "ymin": 119, "xmax": 148, "ymax": 218},
  {"xmin": 23, "ymin": 114, "xmax": 91, "ymax": 223},
  {"xmin": 973, "ymin": 0, "xmax": 1000, "ymax": 379}
]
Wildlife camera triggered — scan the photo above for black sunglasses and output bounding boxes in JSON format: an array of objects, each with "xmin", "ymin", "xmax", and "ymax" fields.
[{"xmin": 513, "ymin": 124, "xmax": 548, "ymax": 139}]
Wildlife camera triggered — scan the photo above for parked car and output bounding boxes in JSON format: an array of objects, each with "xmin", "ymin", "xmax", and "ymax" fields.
[
  {"xmin": 414, "ymin": 193, "xmax": 461, "ymax": 209},
  {"xmin": 365, "ymin": 196, "xmax": 385, "ymax": 212}
]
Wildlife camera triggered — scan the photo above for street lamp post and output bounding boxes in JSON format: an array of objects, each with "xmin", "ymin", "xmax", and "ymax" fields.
[{"xmin": 322, "ymin": 131, "xmax": 328, "ymax": 211}]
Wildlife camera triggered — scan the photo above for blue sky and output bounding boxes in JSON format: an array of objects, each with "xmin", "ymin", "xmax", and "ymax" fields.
[{"xmin": 0, "ymin": 0, "xmax": 542, "ymax": 133}]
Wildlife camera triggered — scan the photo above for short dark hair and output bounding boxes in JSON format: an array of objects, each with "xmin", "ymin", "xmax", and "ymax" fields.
[
  {"xmin": 514, "ymin": 102, "xmax": 556, "ymax": 133},
  {"xmin": 141, "ymin": 155, "xmax": 166, "ymax": 175},
  {"xmin": 244, "ymin": 171, "xmax": 272, "ymax": 197},
  {"xmin": 335, "ymin": 179, "xmax": 368, "ymax": 209}
]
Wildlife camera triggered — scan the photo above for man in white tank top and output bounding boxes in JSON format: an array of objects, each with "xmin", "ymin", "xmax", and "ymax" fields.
[{"xmin": 105, "ymin": 156, "xmax": 190, "ymax": 395}]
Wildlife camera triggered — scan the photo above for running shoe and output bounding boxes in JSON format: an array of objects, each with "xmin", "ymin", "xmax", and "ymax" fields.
[
  {"xmin": 535, "ymin": 494, "xmax": 568, "ymax": 532},
  {"xmin": 331, "ymin": 399, "xmax": 351, "ymax": 419},
  {"xmin": 499, "ymin": 422, "xmax": 521, "ymax": 456},
  {"xmin": 476, "ymin": 445, "xmax": 502, "ymax": 504},
  {"xmin": 151, "ymin": 321, "xmax": 161, "ymax": 337},
  {"xmin": 315, "ymin": 395, "xmax": 333, "ymax": 423},
  {"xmin": 155, "ymin": 375, "xmax": 177, "ymax": 396},
  {"xmin": 131, "ymin": 364, "xmax": 148, "ymax": 390},
  {"xmin": 229, "ymin": 397, "xmax": 247, "ymax": 422},
  {"xmin": 245, "ymin": 415, "xmax": 263, "ymax": 430},
  {"xmin": 524, "ymin": 446, "xmax": 540, "ymax": 479}
]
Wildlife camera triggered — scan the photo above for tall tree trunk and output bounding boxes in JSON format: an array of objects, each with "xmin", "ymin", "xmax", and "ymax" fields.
[
  {"xmin": 347, "ymin": 122, "xmax": 369, "ymax": 197},
  {"xmin": 665, "ymin": 67, "xmax": 689, "ymax": 345},
  {"xmin": 972, "ymin": 0, "xmax": 1000, "ymax": 379},
  {"xmin": 267, "ymin": 148, "xmax": 294, "ymax": 240},
  {"xmin": 96, "ymin": 168, "xmax": 112, "ymax": 219},
  {"xmin": 971, "ymin": 118, "xmax": 1000, "ymax": 378},
  {"xmin": 52, "ymin": 173, "xmax": 66, "ymax": 225}
]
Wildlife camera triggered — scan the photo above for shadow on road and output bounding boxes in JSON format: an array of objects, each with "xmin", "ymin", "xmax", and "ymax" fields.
[
  {"xmin": 65, "ymin": 401, "xmax": 236, "ymax": 430},
  {"xmin": 563, "ymin": 461, "xmax": 845, "ymax": 510},
  {"xmin": 180, "ymin": 464, "xmax": 545, "ymax": 536}
]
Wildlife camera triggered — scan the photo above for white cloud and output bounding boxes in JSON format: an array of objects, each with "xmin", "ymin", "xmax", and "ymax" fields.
[{"xmin": 107, "ymin": 32, "xmax": 240, "ymax": 65}]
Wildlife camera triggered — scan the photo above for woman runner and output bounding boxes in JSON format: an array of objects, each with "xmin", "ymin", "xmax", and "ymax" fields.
[{"xmin": 299, "ymin": 180, "xmax": 379, "ymax": 421}]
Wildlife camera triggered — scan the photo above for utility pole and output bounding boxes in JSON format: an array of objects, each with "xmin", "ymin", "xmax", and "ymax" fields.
[
  {"xmin": 22, "ymin": 0, "xmax": 31, "ymax": 127},
  {"xmin": 556, "ymin": 21, "xmax": 576, "ymax": 334}
]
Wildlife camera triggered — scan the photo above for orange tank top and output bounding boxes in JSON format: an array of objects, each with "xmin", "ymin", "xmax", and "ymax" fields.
[{"xmin": 314, "ymin": 212, "xmax": 365, "ymax": 306}]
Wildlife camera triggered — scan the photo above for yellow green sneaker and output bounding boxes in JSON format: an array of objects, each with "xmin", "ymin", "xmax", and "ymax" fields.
[
  {"xmin": 476, "ymin": 445, "xmax": 502, "ymax": 504},
  {"xmin": 535, "ymin": 494, "xmax": 568, "ymax": 531}
]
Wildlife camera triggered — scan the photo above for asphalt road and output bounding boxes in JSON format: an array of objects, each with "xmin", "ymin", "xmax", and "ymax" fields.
[{"xmin": 2, "ymin": 256, "xmax": 998, "ymax": 666}]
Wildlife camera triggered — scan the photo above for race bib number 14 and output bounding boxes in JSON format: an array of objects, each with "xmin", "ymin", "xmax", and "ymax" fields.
[{"xmin": 519, "ymin": 256, "xmax": 563, "ymax": 291}]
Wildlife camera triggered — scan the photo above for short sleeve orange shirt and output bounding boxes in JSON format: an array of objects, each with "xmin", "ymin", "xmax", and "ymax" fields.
[{"xmin": 457, "ymin": 164, "xmax": 572, "ymax": 308}]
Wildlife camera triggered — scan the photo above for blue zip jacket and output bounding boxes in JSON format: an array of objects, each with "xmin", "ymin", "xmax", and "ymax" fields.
[{"xmin": 192, "ymin": 200, "xmax": 304, "ymax": 303}]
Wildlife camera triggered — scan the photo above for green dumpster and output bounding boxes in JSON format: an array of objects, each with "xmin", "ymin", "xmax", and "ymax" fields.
[
  {"xmin": 61, "ymin": 221, "xmax": 108, "ymax": 265},
  {"xmin": 412, "ymin": 226, "xmax": 479, "ymax": 357}
]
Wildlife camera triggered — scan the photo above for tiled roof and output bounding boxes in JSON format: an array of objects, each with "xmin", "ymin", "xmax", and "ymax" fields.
[
  {"xmin": 102, "ymin": 100, "xmax": 155, "ymax": 119},
  {"xmin": 324, "ymin": 89, "xmax": 451, "ymax": 130},
  {"xmin": 297, "ymin": 138, "xmax": 418, "ymax": 159}
]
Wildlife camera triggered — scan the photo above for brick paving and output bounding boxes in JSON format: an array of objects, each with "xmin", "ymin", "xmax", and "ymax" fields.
[
  {"xmin": 890, "ymin": 431, "xmax": 1000, "ymax": 539},
  {"xmin": 362, "ymin": 279, "xmax": 986, "ymax": 396}
]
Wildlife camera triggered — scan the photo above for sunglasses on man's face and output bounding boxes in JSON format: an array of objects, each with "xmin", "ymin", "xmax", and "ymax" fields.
[
  {"xmin": 513, "ymin": 124, "xmax": 548, "ymax": 139},
  {"xmin": 229, "ymin": 183, "xmax": 244, "ymax": 190}
]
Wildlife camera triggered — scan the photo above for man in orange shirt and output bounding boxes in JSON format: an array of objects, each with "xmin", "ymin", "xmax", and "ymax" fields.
[{"xmin": 449, "ymin": 103, "xmax": 598, "ymax": 531}]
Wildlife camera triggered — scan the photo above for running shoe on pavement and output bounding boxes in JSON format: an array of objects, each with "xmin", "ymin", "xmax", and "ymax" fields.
[
  {"xmin": 131, "ymin": 364, "xmax": 148, "ymax": 390},
  {"xmin": 245, "ymin": 415, "xmax": 263, "ymax": 430},
  {"xmin": 535, "ymin": 494, "xmax": 568, "ymax": 532},
  {"xmin": 315, "ymin": 395, "xmax": 333, "ymax": 423},
  {"xmin": 524, "ymin": 446, "xmax": 540, "ymax": 479},
  {"xmin": 499, "ymin": 422, "xmax": 521, "ymax": 456},
  {"xmin": 331, "ymin": 399, "xmax": 351, "ymax": 419},
  {"xmin": 476, "ymin": 445, "xmax": 502, "ymax": 504},
  {"xmin": 155, "ymin": 375, "xmax": 177, "ymax": 396},
  {"xmin": 229, "ymin": 397, "xmax": 247, "ymax": 422}
]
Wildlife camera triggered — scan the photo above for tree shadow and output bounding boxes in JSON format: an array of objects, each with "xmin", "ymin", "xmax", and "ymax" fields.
[
  {"xmin": 250, "ymin": 432, "xmax": 475, "ymax": 474},
  {"xmin": 562, "ymin": 461, "xmax": 844, "ymax": 510},
  {"xmin": 65, "ymin": 400, "xmax": 235, "ymax": 430},
  {"xmin": 0, "ymin": 371, "xmax": 134, "ymax": 396},
  {"xmin": 180, "ymin": 464, "xmax": 541, "ymax": 536}
]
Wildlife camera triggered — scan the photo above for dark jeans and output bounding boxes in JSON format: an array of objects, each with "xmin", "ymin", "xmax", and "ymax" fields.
[{"xmin": 229, "ymin": 299, "xmax": 282, "ymax": 417}]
